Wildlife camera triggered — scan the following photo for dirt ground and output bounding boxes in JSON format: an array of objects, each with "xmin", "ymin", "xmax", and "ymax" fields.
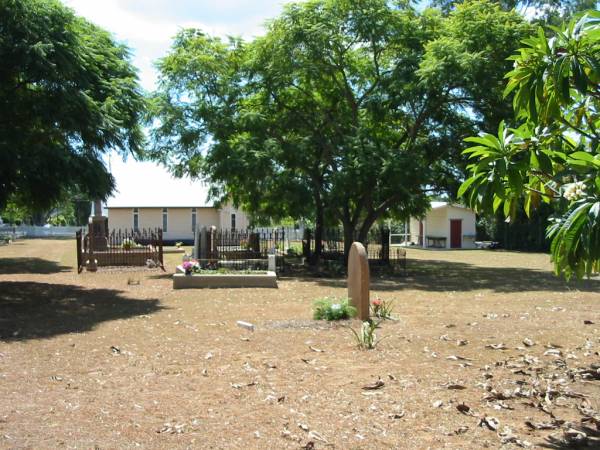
[{"xmin": 0, "ymin": 239, "xmax": 599, "ymax": 449}]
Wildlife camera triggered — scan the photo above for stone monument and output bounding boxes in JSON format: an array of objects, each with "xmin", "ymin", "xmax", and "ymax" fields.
[
  {"xmin": 347, "ymin": 242, "xmax": 370, "ymax": 320},
  {"xmin": 89, "ymin": 199, "xmax": 108, "ymax": 251}
]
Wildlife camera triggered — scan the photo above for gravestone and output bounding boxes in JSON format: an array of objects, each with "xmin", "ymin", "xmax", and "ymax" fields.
[
  {"xmin": 268, "ymin": 254, "xmax": 276, "ymax": 272},
  {"xmin": 347, "ymin": 242, "xmax": 370, "ymax": 320},
  {"xmin": 192, "ymin": 225, "xmax": 200, "ymax": 258},
  {"xmin": 199, "ymin": 227, "xmax": 208, "ymax": 260}
]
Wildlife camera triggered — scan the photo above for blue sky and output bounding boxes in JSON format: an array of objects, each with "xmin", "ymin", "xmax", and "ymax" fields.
[{"xmin": 62, "ymin": 0, "xmax": 288, "ymax": 204}]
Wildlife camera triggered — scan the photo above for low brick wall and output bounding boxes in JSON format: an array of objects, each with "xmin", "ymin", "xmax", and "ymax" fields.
[{"xmin": 173, "ymin": 272, "xmax": 277, "ymax": 289}]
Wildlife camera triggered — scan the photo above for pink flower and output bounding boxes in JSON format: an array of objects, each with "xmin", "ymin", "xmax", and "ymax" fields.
[
  {"xmin": 372, "ymin": 298, "xmax": 382, "ymax": 307},
  {"xmin": 182, "ymin": 261, "xmax": 193, "ymax": 270}
]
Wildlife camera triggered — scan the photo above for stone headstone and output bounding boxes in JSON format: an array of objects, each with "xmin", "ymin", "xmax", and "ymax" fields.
[
  {"xmin": 268, "ymin": 254, "xmax": 276, "ymax": 272},
  {"xmin": 199, "ymin": 227, "xmax": 208, "ymax": 260},
  {"xmin": 347, "ymin": 242, "xmax": 370, "ymax": 320}
]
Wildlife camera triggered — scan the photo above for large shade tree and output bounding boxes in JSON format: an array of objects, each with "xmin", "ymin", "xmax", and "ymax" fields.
[
  {"xmin": 149, "ymin": 0, "xmax": 531, "ymax": 258},
  {"xmin": 0, "ymin": 0, "xmax": 146, "ymax": 211},
  {"xmin": 460, "ymin": 12, "xmax": 600, "ymax": 278}
]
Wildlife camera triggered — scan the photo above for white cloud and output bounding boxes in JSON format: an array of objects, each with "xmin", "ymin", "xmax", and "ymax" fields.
[
  {"xmin": 63, "ymin": 0, "xmax": 283, "ymax": 90},
  {"xmin": 61, "ymin": 1, "xmax": 286, "ymax": 202}
]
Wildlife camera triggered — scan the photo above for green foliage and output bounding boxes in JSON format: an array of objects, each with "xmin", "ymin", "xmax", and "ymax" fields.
[
  {"xmin": 0, "ymin": 0, "xmax": 146, "ymax": 210},
  {"xmin": 149, "ymin": 0, "xmax": 530, "ymax": 257},
  {"xmin": 47, "ymin": 215, "xmax": 67, "ymax": 227},
  {"xmin": 348, "ymin": 319, "xmax": 383, "ymax": 350},
  {"xmin": 432, "ymin": 0, "xmax": 598, "ymax": 20},
  {"xmin": 121, "ymin": 238, "xmax": 139, "ymax": 250},
  {"xmin": 459, "ymin": 12, "xmax": 600, "ymax": 278},
  {"xmin": 313, "ymin": 297, "xmax": 357, "ymax": 321}
]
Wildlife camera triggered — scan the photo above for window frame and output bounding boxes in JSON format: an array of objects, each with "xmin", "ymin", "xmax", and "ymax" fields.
[
  {"xmin": 162, "ymin": 208, "xmax": 168, "ymax": 232},
  {"xmin": 133, "ymin": 208, "xmax": 139, "ymax": 231}
]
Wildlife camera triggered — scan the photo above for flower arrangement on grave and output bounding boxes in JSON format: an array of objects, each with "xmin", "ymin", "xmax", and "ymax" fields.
[
  {"xmin": 182, "ymin": 260, "xmax": 194, "ymax": 275},
  {"xmin": 371, "ymin": 297, "xmax": 394, "ymax": 319},
  {"xmin": 181, "ymin": 258, "xmax": 219, "ymax": 274}
]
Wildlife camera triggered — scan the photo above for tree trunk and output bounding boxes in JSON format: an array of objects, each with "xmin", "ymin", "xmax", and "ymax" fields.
[
  {"xmin": 311, "ymin": 194, "xmax": 324, "ymax": 265},
  {"xmin": 342, "ymin": 218, "xmax": 355, "ymax": 265}
]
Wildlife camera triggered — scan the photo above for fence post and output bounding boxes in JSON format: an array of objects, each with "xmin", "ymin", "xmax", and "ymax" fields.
[
  {"xmin": 158, "ymin": 228, "xmax": 164, "ymax": 270},
  {"xmin": 75, "ymin": 229, "xmax": 82, "ymax": 273},
  {"xmin": 86, "ymin": 223, "xmax": 97, "ymax": 272}
]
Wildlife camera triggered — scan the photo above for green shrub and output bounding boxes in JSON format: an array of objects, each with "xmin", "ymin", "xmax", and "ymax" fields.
[
  {"xmin": 313, "ymin": 297, "xmax": 356, "ymax": 321},
  {"xmin": 121, "ymin": 238, "xmax": 136, "ymax": 250}
]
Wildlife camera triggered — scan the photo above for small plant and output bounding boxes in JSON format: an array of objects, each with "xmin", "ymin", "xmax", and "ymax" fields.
[
  {"xmin": 287, "ymin": 246, "xmax": 300, "ymax": 257},
  {"xmin": 313, "ymin": 297, "xmax": 357, "ymax": 321},
  {"xmin": 371, "ymin": 297, "xmax": 394, "ymax": 319},
  {"xmin": 175, "ymin": 241, "xmax": 183, "ymax": 248},
  {"xmin": 348, "ymin": 319, "xmax": 384, "ymax": 350},
  {"xmin": 121, "ymin": 238, "xmax": 137, "ymax": 250}
]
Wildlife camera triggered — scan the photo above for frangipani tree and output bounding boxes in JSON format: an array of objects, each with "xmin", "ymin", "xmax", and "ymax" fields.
[{"xmin": 459, "ymin": 12, "xmax": 600, "ymax": 279}]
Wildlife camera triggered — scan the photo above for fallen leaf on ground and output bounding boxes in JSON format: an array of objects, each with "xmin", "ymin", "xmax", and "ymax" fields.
[
  {"xmin": 447, "ymin": 355, "xmax": 472, "ymax": 361},
  {"xmin": 524, "ymin": 420, "xmax": 560, "ymax": 430},
  {"xmin": 563, "ymin": 428, "xmax": 587, "ymax": 444},
  {"xmin": 362, "ymin": 378, "xmax": 385, "ymax": 390},
  {"xmin": 478, "ymin": 415, "xmax": 499, "ymax": 431},
  {"xmin": 309, "ymin": 346, "xmax": 324, "ymax": 353},
  {"xmin": 523, "ymin": 338, "xmax": 535, "ymax": 347},
  {"xmin": 456, "ymin": 403, "xmax": 474, "ymax": 416},
  {"xmin": 486, "ymin": 343, "xmax": 507, "ymax": 350}
]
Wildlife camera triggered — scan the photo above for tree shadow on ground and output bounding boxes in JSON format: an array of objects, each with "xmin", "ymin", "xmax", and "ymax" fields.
[
  {"xmin": 281, "ymin": 258, "xmax": 600, "ymax": 293},
  {"xmin": 0, "ymin": 257, "xmax": 70, "ymax": 275},
  {"xmin": 0, "ymin": 281, "xmax": 164, "ymax": 341}
]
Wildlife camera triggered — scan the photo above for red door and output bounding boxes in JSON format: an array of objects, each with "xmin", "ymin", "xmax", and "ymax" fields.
[{"xmin": 450, "ymin": 220, "xmax": 462, "ymax": 248}]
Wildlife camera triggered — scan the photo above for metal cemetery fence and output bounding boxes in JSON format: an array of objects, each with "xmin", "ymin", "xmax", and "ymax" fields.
[
  {"xmin": 302, "ymin": 226, "xmax": 406, "ymax": 269},
  {"xmin": 76, "ymin": 227, "xmax": 164, "ymax": 273},
  {"xmin": 194, "ymin": 227, "xmax": 285, "ymax": 270}
]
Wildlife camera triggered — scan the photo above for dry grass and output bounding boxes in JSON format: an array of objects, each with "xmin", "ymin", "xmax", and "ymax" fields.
[{"xmin": 0, "ymin": 239, "xmax": 599, "ymax": 449}]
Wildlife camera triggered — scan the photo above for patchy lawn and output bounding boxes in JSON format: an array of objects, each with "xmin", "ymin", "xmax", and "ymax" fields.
[{"xmin": 0, "ymin": 239, "xmax": 599, "ymax": 449}]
